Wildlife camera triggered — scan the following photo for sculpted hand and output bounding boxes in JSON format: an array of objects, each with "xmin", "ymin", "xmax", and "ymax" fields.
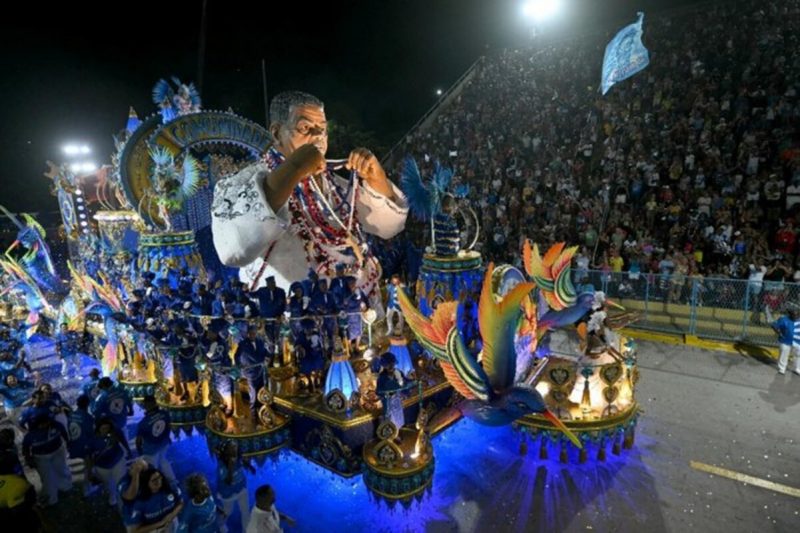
[
  {"xmin": 289, "ymin": 144, "xmax": 326, "ymax": 177},
  {"xmin": 346, "ymin": 147, "xmax": 394, "ymax": 199}
]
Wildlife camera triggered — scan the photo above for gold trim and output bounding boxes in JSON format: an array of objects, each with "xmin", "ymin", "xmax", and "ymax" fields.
[
  {"xmin": 241, "ymin": 441, "xmax": 290, "ymax": 458},
  {"xmin": 365, "ymin": 454, "xmax": 433, "ymax": 477},
  {"xmin": 157, "ymin": 401, "xmax": 206, "ymax": 411},
  {"xmin": 517, "ymin": 403, "xmax": 640, "ymax": 432},
  {"xmin": 365, "ymin": 478, "xmax": 433, "ymax": 500},
  {"xmin": 206, "ymin": 417, "xmax": 291, "ymax": 439},
  {"xmin": 119, "ymin": 380, "xmax": 158, "ymax": 386},
  {"xmin": 423, "ymin": 251, "xmax": 481, "ymax": 262},
  {"xmin": 170, "ymin": 419, "xmax": 206, "ymax": 428},
  {"xmin": 273, "ymin": 382, "xmax": 452, "ymax": 429}
]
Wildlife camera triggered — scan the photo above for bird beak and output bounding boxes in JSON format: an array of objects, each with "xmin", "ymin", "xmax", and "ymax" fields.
[
  {"xmin": 542, "ymin": 409, "xmax": 582, "ymax": 449},
  {"xmin": 604, "ymin": 297, "xmax": 625, "ymax": 310}
]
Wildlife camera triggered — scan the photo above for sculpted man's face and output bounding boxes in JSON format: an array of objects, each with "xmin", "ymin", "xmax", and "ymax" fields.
[{"xmin": 272, "ymin": 104, "xmax": 328, "ymax": 157}]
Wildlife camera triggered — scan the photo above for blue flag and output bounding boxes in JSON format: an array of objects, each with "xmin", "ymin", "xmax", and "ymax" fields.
[{"xmin": 601, "ymin": 12, "xmax": 650, "ymax": 95}]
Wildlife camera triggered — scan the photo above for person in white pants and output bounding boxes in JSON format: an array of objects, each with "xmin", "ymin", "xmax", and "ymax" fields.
[
  {"xmin": 217, "ymin": 441, "xmax": 254, "ymax": 532},
  {"xmin": 385, "ymin": 275, "xmax": 404, "ymax": 336},
  {"xmin": 772, "ymin": 308, "xmax": 800, "ymax": 375},
  {"xmin": 22, "ymin": 415, "xmax": 72, "ymax": 505}
]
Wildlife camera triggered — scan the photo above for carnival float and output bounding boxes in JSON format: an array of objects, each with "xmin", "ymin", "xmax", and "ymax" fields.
[{"xmin": 0, "ymin": 76, "xmax": 643, "ymax": 503}]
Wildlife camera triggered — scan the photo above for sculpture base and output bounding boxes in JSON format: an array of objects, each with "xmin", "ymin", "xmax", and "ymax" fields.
[{"xmin": 363, "ymin": 426, "xmax": 435, "ymax": 501}]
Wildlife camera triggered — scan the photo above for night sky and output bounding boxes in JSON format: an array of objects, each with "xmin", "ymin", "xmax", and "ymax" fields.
[{"xmin": 1, "ymin": 0, "xmax": 702, "ymax": 214}]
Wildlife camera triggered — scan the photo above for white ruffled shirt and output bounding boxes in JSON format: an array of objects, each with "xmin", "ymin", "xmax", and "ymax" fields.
[
  {"xmin": 246, "ymin": 504, "xmax": 282, "ymax": 533},
  {"xmin": 211, "ymin": 162, "xmax": 408, "ymax": 292}
]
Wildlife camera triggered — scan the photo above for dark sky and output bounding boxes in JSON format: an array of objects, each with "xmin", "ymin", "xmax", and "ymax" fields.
[{"xmin": 0, "ymin": 0, "xmax": 703, "ymax": 213}]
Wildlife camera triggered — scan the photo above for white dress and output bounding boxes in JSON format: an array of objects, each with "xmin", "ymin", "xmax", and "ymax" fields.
[{"xmin": 211, "ymin": 162, "xmax": 408, "ymax": 293}]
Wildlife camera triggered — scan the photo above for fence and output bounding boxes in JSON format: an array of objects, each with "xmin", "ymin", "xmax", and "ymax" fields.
[{"xmin": 578, "ymin": 269, "xmax": 797, "ymax": 347}]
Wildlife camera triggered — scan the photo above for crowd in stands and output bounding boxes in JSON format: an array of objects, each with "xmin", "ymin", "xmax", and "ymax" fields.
[{"xmin": 393, "ymin": 0, "xmax": 800, "ymax": 305}]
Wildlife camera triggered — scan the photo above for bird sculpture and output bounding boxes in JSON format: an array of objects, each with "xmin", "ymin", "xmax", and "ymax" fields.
[{"xmin": 398, "ymin": 263, "xmax": 581, "ymax": 447}]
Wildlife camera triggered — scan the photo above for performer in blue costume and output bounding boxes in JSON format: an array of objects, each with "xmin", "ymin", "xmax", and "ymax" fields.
[
  {"xmin": 91, "ymin": 377, "xmax": 133, "ymax": 439},
  {"xmin": 376, "ymin": 352, "xmax": 407, "ymax": 430},
  {"xmin": 179, "ymin": 474, "xmax": 224, "ymax": 533},
  {"xmin": 432, "ymin": 194, "xmax": 460, "ymax": 256},
  {"xmin": 329, "ymin": 264, "xmax": 350, "ymax": 305},
  {"xmin": 385, "ymin": 274, "xmax": 404, "ymax": 336},
  {"xmin": 234, "ymin": 325, "xmax": 270, "ymax": 417},
  {"xmin": 136, "ymin": 395, "xmax": 176, "ymax": 484},
  {"xmin": 215, "ymin": 440, "xmax": 254, "ymax": 531},
  {"xmin": 256, "ymin": 276, "xmax": 286, "ymax": 344},
  {"xmin": 341, "ymin": 277, "xmax": 367, "ymax": 353},
  {"xmin": 201, "ymin": 320, "xmax": 232, "ymax": 409},
  {"xmin": 287, "ymin": 282, "xmax": 307, "ymax": 338},
  {"xmin": 55, "ymin": 323, "xmax": 81, "ymax": 379},
  {"xmin": 308, "ymin": 279, "xmax": 337, "ymax": 353}
]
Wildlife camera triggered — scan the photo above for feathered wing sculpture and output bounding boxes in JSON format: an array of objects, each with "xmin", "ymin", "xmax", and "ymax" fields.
[
  {"xmin": 68, "ymin": 263, "xmax": 126, "ymax": 376},
  {"xmin": 399, "ymin": 157, "xmax": 457, "ymax": 221},
  {"xmin": 0, "ymin": 256, "xmax": 53, "ymax": 327},
  {"xmin": 0, "ymin": 206, "xmax": 62, "ymax": 293},
  {"xmin": 152, "ymin": 79, "xmax": 177, "ymax": 123},
  {"xmin": 523, "ymin": 240, "xmax": 578, "ymax": 311},
  {"xmin": 399, "ymin": 265, "xmax": 581, "ymax": 446},
  {"xmin": 523, "ymin": 240, "xmax": 639, "ymax": 346},
  {"xmin": 152, "ymin": 79, "xmax": 174, "ymax": 106},
  {"xmin": 400, "ymin": 157, "xmax": 434, "ymax": 222},
  {"xmin": 400, "ymin": 157, "xmax": 460, "ymax": 248}
]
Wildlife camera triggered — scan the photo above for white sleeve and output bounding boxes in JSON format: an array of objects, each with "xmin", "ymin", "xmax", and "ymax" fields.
[
  {"xmin": 211, "ymin": 163, "xmax": 291, "ymax": 267},
  {"xmin": 356, "ymin": 181, "xmax": 409, "ymax": 240}
]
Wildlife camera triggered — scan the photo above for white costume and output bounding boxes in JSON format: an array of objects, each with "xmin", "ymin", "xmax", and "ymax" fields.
[{"xmin": 212, "ymin": 161, "xmax": 408, "ymax": 295}]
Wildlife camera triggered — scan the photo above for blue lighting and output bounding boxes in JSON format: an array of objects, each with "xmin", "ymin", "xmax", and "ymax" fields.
[
  {"xmin": 54, "ymin": 336, "xmax": 648, "ymax": 531},
  {"xmin": 389, "ymin": 343, "xmax": 414, "ymax": 376},
  {"xmin": 324, "ymin": 358, "xmax": 359, "ymax": 398},
  {"xmin": 158, "ymin": 416, "xmax": 650, "ymax": 532}
]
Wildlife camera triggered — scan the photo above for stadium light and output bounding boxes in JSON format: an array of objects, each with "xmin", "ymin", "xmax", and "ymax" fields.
[
  {"xmin": 63, "ymin": 144, "xmax": 91, "ymax": 157},
  {"xmin": 522, "ymin": 0, "xmax": 562, "ymax": 21},
  {"xmin": 435, "ymin": 88, "xmax": 443, "ymax": 96}
]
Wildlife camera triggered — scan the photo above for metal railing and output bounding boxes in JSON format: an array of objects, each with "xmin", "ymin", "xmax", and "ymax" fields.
[{"xmin": 577, "ymin": 269, "xmax": 795, "ymax": 347}]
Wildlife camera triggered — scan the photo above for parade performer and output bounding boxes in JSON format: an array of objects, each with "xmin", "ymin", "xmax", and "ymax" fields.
[
  {"xmin": 385, "ymin": 274, "xmax": 404, "ymax": 336},
  {"xmin": 55, "ymin": 323, "xmax": 81, "ymax": 379},
  {"xmin": 255, "ymin": 276, "xmax": 286, "ymax": 344},
  {"xmin": 66, "ymin": 395, "xmax": 95, "ymax": 497},
  {"xmin": 234, "ymin": 325, "xmax": 270, "ymax": 417},
  {"xmin": 216, "ymin": 441, "xmax": 254, "ymax": 531},
  {"xmin": 0, "ymin": 206, "xmax": 62, "ymax": 293},
  {"xmin": 201, "ymin": 320, "xmax": 232, "ymax": 409},
  {"xmin": 22, "ymin": 415, "xmax": 72, "ymax": 506},
  {"xmin": 0, "ymin": 370, "xmax": 34, "ymax": 424},
  {"xmin": 92, "ymin": 377, "xmax": 133, "ymax": 439},
  {"xmin": 136, "ymin": 395, "xmax": 176, "ymax": 484},
  {"xmin": 376, "ymin": 352, "xmax": 406, "ymax": 430},
  {"xmin": 211, "ymin": 91, "xmax": 408, "ymax": 300},
  {"xmin": 341, "ymin": 277, "xmax": 367, "ymax": 352},
  {"xmin": 308, "ymin": 279, "xmax": 337, "ymax": 351}
]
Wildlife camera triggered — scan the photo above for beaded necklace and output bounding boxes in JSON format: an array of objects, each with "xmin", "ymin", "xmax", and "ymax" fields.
[{"xmin": 262, "ymin": 148, "xmax": 370, "ymax": 274}]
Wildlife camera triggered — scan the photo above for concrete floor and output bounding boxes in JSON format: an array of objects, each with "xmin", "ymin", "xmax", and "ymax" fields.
[{"xmin": 12, "ymin": 335, "xmax": 800, "ymax": 532}]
